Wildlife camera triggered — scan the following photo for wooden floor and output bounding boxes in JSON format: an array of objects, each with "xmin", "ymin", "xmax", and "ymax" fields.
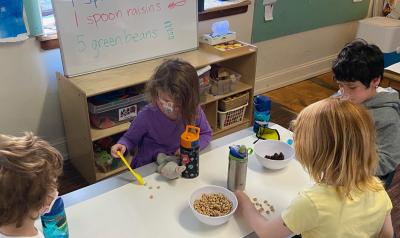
[{"xmin": 59, "ymin": 72, "xmax": 399, "ymax": 233}]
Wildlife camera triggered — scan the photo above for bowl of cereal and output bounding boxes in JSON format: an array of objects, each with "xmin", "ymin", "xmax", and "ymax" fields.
[
  {"xmin": 189, "ymin": 185, "xmax": 238, "ymax": 226},
  {"xmin": 254, "ymin": 140, "xmax": 294, "ymax": 170}
]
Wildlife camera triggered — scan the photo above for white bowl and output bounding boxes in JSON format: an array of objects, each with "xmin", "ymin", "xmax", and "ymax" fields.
[
  {"xmin": 254, "ymin": 140, "xmax": 294, "ymax": 170},
  {"xmin": 189, "ymin": 185, "xmax": 238, "ymax": 226}
]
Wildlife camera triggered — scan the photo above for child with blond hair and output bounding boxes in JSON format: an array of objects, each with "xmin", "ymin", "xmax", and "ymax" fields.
[
  {"xmin": 236, "ymin": 98, "xmax": 393, "ymax": 238},
  {"xmin": 0, "ymin": 133, "xmax": 63, "ymax": 238},
  {"xmin": 332, "ymin": 39, "xmax": 400, "ymax": 187}
]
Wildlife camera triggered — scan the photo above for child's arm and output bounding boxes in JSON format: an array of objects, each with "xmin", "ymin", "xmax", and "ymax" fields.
[
  {"xmin": 375, "ymin": 118, "xmax": 400, "ymax": 176},
  {"xmin": 235, "ymin": 191, "xmax": 293, "ymax": 238},
  {"xmin": 116, "ymin": 111, "xmax": 148, "ymax": 155},
  {"xmin": 196, "ymin": 107, "xmax": 212, "ymax": 150},
  {"xmin": 378, "ymin": 214, "xmax": 394, "ymax": 238}
]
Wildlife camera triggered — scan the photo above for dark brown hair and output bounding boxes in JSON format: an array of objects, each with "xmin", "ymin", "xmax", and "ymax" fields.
[
  {"xmin": 332, "ymin": 39, "xmax": 384, "ymax": 88},
  {"xmin": 0, "ymin": 132, "xmax": 63, "ymax": 227},
  {"xmin": 146, "ymin": 59, "xmax": 200, "ymax": 125}
]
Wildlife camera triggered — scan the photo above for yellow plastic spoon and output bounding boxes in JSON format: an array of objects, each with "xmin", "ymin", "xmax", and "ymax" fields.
[{"xmin": 117, "ymin": 151, "xmax": 145, "ymax": 185}]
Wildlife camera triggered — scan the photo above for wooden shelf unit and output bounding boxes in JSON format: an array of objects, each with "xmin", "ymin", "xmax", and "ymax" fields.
[
  {"xmin": 91, "ymin": 122, "xmax": 131, "ymax": 142},
  {"xmin": 95, "ymin": 155, "xmax": 133, "ymax": 181},
  {"xmin": 383, "ymin": 70, "xmax": 400, "ymax": 89},
  {"xmin": 58, "ymin": 43, "xmax": 257, "ymax": 183}
]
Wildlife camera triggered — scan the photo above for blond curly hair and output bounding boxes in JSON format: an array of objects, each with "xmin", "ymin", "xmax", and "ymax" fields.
[{"xmin": 0, "ymin": 132, "xmax": 63, "ymax": 227}]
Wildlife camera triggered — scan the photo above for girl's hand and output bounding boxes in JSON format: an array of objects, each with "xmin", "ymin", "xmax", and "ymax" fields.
[
  {"xmin": 235, "ymin": 190, "xmax": 250, "ymax": 214},
  {"xmin": 111, "ymin": 144, "xmax": 126, "ymax": 158},
  {"xmin": 235, "ymin": 190, "xmax": 293, "ymax": 238}
]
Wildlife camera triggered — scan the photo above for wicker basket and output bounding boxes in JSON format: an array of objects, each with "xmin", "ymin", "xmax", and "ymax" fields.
[
  {"xmin": 218, "ymin": 92, "xmax": 249, "ymax": 111},
  {"xmin": 218, "ymin": 103, "xmax": 248, "ymax": 129}
]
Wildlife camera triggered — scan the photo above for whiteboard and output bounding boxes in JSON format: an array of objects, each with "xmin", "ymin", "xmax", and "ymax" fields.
[{"xmin": 52, "ymin": 0, "xmax": 198, "ymax": 77}]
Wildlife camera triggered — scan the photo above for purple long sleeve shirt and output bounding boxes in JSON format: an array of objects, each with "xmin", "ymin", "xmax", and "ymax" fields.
[{"xmin": 117, "ymin": 104, "xmax": 212, "ymax": 168}]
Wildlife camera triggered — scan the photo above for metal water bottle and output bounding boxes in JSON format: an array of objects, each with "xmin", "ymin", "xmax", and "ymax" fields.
[
  {"xmin": 227, "ymin": 145, "xmax": 251, "ymax": 191},
  {"xmin": 180, "ymin": 125, "xmax": 200, "ymax": 178}
]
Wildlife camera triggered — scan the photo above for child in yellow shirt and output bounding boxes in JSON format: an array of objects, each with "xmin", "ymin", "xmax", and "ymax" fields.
[{"xmin": 236, "ymin": 98, "xmax": 393, "ymax": 238}]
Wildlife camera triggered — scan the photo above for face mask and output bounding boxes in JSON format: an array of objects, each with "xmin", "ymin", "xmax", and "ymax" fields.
[
  {"xmin": 158, "ymin": 98, "xmax": 175, "ymax": 114},
  {"xmin": 39, "ymin": 190, "xmax": 59, "ymax": 215}
]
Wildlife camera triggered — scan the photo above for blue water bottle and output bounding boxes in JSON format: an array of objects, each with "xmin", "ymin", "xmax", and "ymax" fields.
[
  {"xmin": 41, "ymin": 197, "xmax": 69, "ymax": 238},
  {"xmin": 253, "ymin": 95, "xmax": 271, "ymax": 133}
]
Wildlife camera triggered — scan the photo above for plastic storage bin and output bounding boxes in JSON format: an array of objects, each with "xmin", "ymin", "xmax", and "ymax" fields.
[
  {"xmin": 200, "ymin": 85, "xmax": 211, "ymax": 102},
  {"xmin": 89, "ymin": 93, "xmax": 146, "ymax": 129},
  {"xmin": 218, "ymin": 92, "xmax": 249, "ymax": 111},
  {"xmin": 357, "ymin": 17, "xmax": 400, "ymax": 67},
  {"xmin": 218, "ymin": 103, "xmax": 248, "ymax": 129},
  {"xmin": 210, "ymin": 67, "xmax": 241, "ymax": 95},
  {"xmin": 197, "ymin": 65, "xmax": 211, "ymax": 87},
  {"xmin": 197, "ymin": 65, "xmax": 212, "ymax": 102}
]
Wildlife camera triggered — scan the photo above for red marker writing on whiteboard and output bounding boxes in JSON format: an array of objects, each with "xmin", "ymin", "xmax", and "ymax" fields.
[{"xmin": 168, "ymin": 0, "xmax": 186, "ymax": 9}]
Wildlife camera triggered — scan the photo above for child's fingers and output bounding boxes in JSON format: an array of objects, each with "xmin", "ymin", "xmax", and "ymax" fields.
[
  {"xmin": 110, "ymin": 148, "xmax": 118, "ymax": 158},
  {"xmin": 119, "ymin": 145, "xmax": 126, "ymax": 154},
  {"xmin": 111, "ymin": 144, "xmax": 124, "ymax": 158},
  {"xmin": 111, "ymin": 144, "xmax": 125, "ymax": 158},
  {"xmin": 235, "ymin": 190, "xmax": 249, "ymax": 203}
]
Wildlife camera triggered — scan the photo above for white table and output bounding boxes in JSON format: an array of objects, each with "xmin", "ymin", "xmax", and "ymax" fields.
[{"xmin": 55, "ymin": 124, "xmax": 313, "ymax": 237}]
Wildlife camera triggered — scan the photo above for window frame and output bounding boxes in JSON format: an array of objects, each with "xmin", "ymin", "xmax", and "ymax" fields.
[{"xmin": 199, "ymin": 0, "xmax": 250, "ymax": 21}]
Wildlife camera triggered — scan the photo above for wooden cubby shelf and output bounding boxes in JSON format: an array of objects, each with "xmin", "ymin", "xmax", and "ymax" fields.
[
  {"xmin": 200, "ymin": 81, "xmax": 252, "ymax": 105},
  {"xmin": 95, "ymin": 155, "xmax": 133, "ymax": 181},
  {"xmin": 58, "ymin": 43, "xmax": 257, "ymax": 183},
  {"xmin": 91, "ymin": 122, "xmax": 131, "ymax": 142}
]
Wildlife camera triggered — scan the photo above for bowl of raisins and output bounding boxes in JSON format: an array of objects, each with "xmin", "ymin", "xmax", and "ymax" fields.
[{"xmin": 254, "ymin": 140, "xmax": 294, "ymax": 170}]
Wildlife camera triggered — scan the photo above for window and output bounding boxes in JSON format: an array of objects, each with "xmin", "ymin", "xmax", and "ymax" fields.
[
  {"xmin": 199, "ymin": 0, "xmax": 251, "ymax": 21},
  {"xmin": 204, "ymin": 0, "xmax": 248, "ymax": 11},
  {"xmin": 39, "ymin": 0, "xmax": 56, "ymax": 36}
]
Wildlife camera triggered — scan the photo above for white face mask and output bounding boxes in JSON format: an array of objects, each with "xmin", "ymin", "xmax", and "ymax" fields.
[
  {"xmin": 40, "ymin": 191, "xmax": 59, "ymax": 215},
  {"xmin": 158, "ymin": 98, "xmax": 175, "ymax": 114}
]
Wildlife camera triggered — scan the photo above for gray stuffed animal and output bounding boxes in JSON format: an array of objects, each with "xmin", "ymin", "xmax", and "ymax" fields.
[{"xmin": 156, "ymin": 153, "xmax": 186, "ymax": 179}]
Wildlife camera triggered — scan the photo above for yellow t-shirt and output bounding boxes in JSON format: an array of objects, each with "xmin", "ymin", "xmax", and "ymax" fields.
[{"xmin": 282, "ymin": 181, "xmax": 392, "ymax": 238}]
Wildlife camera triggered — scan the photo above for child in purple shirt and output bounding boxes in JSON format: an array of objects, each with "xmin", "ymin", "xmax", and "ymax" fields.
[{"xmin": 111, "ymin": 59, "xmax": 212, "ymax": 168}]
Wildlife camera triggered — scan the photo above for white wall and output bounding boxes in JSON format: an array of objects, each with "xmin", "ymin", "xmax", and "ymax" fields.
[
  {"xmin": 0, "ymin": 39, "xmax": 68, "ymax": 157},
  {"xmin": 199, "ymin": 0, "xmax": 359, "ymax": 94},
  {"xmin": 253, "ymin": 22, "xmax": 358, "ymax": 94},
  {"xmin": 0, "ymin": 1, "xmax": 361, "ymax": 157}
]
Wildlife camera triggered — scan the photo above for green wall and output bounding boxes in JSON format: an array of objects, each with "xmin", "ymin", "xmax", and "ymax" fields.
[{"xmin": 252, "ymin": 0, "xmax": 370, "ymax": 43}]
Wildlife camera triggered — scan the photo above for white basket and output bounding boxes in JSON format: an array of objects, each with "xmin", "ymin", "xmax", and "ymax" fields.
[{"xmin": 217, "ymin": 103, "xmax": 248, "ymax": 129}]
